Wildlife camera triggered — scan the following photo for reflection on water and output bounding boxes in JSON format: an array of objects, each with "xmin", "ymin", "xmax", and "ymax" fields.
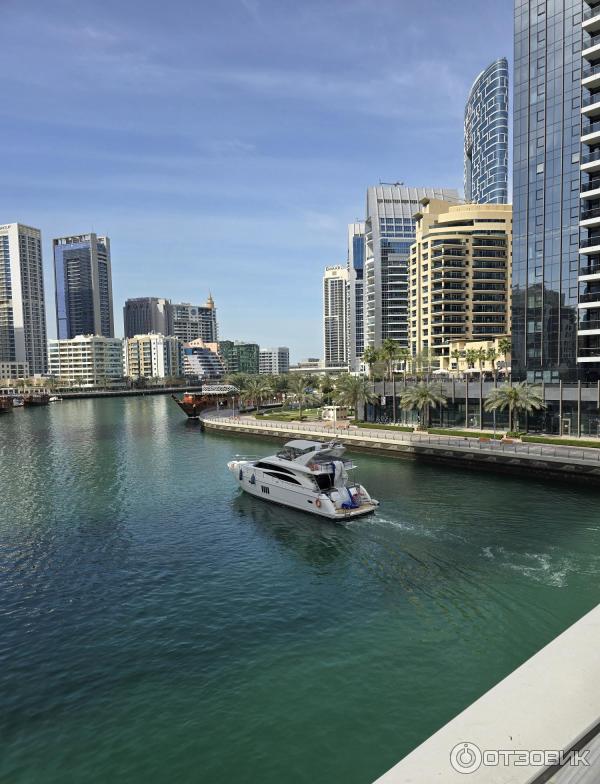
[{"xmin": 0, "ymin": 396, "xmax": 599, "ymax": 784}]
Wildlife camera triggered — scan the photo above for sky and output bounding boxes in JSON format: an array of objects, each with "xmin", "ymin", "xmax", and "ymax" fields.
[{"xmin": 0, "ymin": 0, "xmax": 512, "ymax": 361}]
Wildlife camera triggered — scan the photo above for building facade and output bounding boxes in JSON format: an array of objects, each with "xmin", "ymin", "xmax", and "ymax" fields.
[
  {"xmin": 323, "ymin": 265, "xmax": 348, "ymax": 369},
  {"xmin": 346, "ymin": 222, "xmax": 366, "ymax": 370},
  {"xmin": 512, "ymin": 0, "xmax": 598, "ymax": 381},
  {"xmin": 123, "ymin": 297, "xmax": 172, "ymax": 339},
  {"xmin": 409, "ymin": 200, "xmax": 512, "ymax": 363},
  {"xmin": 464, "ymin": 58, "xmax": 509, "ymax": 204},
  {"xmin": 0, "ymin": 223, "xmax": 47, "ymax": 375},
  {"xmin": 218, "ymin": 340, "xmax": 260, "ymax": 374},
  {"xmin": 171, "ymin": 296, "xmax": 217, "ymax": 343},
  {"xmin": 123, "ymin": 334, "xmax": 182, "ymax": 380},
  {"xmin": 48, "ymin": 335, "xmax": 123, "ymax": 386},
  {"xmin": 363, "ymin": 184, "xmax": 460, "ymax": 352},
  {"xmin": 182, "ymin": 338, "xmax": 225, "ymax": 379},
  {"xmin": 53, "ymin": 233, "xmax": 114, "ymax": 339},
  {"xmin": 259, "ymin": 347, "xmax": 290, "ymax": 375},
  {"xmin": 0, "ymin": 361, "xmax": 29, "ymax": 380}
]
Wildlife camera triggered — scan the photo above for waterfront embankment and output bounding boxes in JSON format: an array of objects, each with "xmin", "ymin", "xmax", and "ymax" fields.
[{"xmin": 200, "ymin": 413, "xmax": 600, "ymax": 484}]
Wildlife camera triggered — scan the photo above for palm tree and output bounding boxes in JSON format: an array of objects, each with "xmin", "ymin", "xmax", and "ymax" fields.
[
  {"xmin": 318, "ymin": 373, "xmax": 335, "ymax": 405},
  {"xmin": 498, "ymin": 337, "xmax": 511, "ymax": 379},
  {"xmin": 475, "ymin": 347, "xmax": 487, "ymax": 375},
  {"xmin": 380, "ymin": 338, "xmax": 400, "ymax": 381},
  {"xmin": 397, "ymin": 347, "xmax": 411, "ymax": 383},
  {"xmin": 334, "ymin": 374, "xmax": 378, "ymax": 423},
  {"xmin": 287, "ymin": 374, "xmax": 317, "ymax": 421},
  {"xmin": 450, "ymin": 349, "xmax": 462, "ymax": 375},
  {"xmin": 362, "ymin": 346, "xmax": 380, "ymax": 380},
  {"xmin": 244, "ymin": 376, "xmax": 273, "ymax": 414},
  {"xmin": 465, "ymin": 349, "xmax": 477, "ymax": 371},
  {"xmin": 398, "ymin": 382, "xmax": 447, "ymax": 430},
  {"xmin": 486, "ymin": 347, "xmax": 499, "ymax": 383},
  {"xmin": 484, "ymin": 382, "xmax": 545, "ymax": 434}
]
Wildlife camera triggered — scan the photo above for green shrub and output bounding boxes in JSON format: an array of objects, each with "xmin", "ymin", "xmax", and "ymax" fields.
[
  {"xmin": 357, "ymin": 422, "xmax": 414, "ymax": 432},
  {"xmin": 522, "ymin": 435, "xmax": 600, "ymax": 449},
  {"xmin": 426, "ymin": 428, "xmax": 503, "ymax": 440}
]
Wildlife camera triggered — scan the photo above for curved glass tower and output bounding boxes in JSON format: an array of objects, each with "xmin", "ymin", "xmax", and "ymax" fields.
[{"xmin": 464, "ymin": 58, "xmax": 509, "ymax": 204}]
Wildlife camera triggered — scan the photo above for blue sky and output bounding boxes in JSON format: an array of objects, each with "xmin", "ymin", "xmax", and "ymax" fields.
[{"xmin": 1, "ymin": 0, "xmax": 511, "ymax": 361}]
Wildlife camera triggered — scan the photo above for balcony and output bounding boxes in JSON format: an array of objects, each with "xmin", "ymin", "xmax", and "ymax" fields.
[
  {"xmin": 581, "ymin": 177, "xmax": 600, "ymax": 199},
  {"xmin": 582, "ymin": 32, "xmax": 600, "ymax": 60},
  {"xmin": 580, "ymin": 205, "xmax": 600, "ymax": 227},
  {"xmin": 578, "ymin": 319, "xmax": 600, "ymax": 334},
  {"xmin": 579, "ymin": 291, "xmax": 600, "ymax": 305},
  {"xmin": 577, "ymin": 345, "xmax": 600, "ymax": 362},
  {"xmin": 582, "ymin": 92, "xmax": 600, "ymax": 118},
  {"xmin": 582, "ymin": 119, "xmax": 600, "ymax": 145},
  {"xmin": 580, "ymin": 235, "xmax": 600, "ymax": 254},
  {"xmin": 583, "ymin": 62, "xmax": 600, "ymax": 89},
  {"xmin": 584, "ymin": 5, "xmax": 600, "ymax": 34}
]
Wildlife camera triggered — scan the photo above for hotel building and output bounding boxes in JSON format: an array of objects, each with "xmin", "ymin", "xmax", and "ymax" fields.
[
  {"xmin": 0, "ymin": 223, "xmax": 47, "ymax": 375},
  {"xmin": 53, "ymin": 233, "xmax": 114, "ymax": 339},
  {"xmin": 123, "ymin": 297, "xmax": 173, "ymax": 339},
  {"xmin": 409, "ymin": 199, "xmax": 512, "ymax": 363},
  {"xmin": 346, "ymin": 222, "xmax": 366, "ymax": 371},
  {"xmin": 323, "ymin": 265, "xmax": 348, "ymax": 369},
  {"xmin": 171, "ymin": 296, "xmax": 217, "ymax": 343}
]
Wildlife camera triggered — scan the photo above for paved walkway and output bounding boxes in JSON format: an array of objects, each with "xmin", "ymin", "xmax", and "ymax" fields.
[{"xmin": 203, "ymin": 413, "xmax": 600, "ymax": 468}]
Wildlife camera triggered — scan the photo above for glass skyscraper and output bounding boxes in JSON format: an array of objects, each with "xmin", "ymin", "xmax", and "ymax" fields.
[
  {"xmin": 53, "ymin": 233, "xmax": 114, "ymax": 339},
  {"xmin": 464, "ymin": 57, "xmax": 509, "ymax": 204},
  {"xmin": 346, "ymin": 221, "xmax": 365, "ymax": 370},
  {"xmin": 513, "ymin": 0, "xmax": 600, "ymax": 381}
]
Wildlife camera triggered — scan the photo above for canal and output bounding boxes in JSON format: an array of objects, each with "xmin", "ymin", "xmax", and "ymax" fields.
[{"xmin": 1, "ymin": 395, "xmax": 599, "ymax": 784}]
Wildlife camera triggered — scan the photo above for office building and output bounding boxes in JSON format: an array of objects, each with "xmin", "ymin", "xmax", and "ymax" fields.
[
  {"xmin": 259, "ymin": 347, "xmax": 290, "ymax": 375},
  {"xmin": 0, "ymin": 223, "xmax": 47, "ymax": 375},
  {"xmin": 182, "ymin": 338, "xmax": 225, "ymax": 379},
  {"xmin": 323, "ymin": 265, "xmax": 348, "ymax": 368},
  {"xmin": 48, "ymin": 335, "xmax": 123, "ymax": 387},
  {"xmin": 218, "ymin": 340, "xmax": 260, "ymax": 374},
  {"xmin": 123, "ymin": 297, "xmax": 172, "ymax": 339},
  {"xmin": 346, "ymin": 222, "xmax": 366, "ymax": 370},
  {"xmin": 171, "ymin": 296, "xmax": 217, "ymax": 343},
  {"xmin": 409, "ymin": 199, "xmax": 512, "ymax": 363},
  {"xmin": 53, "ymin": 233, "xmax": 114, "ymax": 339},
  {"xmin": 513, "ymin": 0, "xmax": 600, "ymax": 381},
  {"xmin": 464, "ymin": 58, "xmax": 509, "ymax": 204},
  {"xmin": 363, "ymin": 184, "xmax": 460, "ymax": 352},
  {"xmin": 123, "ymin": 334, "xmax": 182, "ymax": 380}
]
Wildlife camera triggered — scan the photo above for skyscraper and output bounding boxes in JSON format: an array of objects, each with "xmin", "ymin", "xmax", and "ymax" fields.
[
  {"xmin": 0, "ymin": 222, "xmax": 47, "ymax": 374},
  {"xmin": 346, "ymin": 222, "xmax": 365, "ymax": 370},
  {"xmin": 464, "ymin": 58, "xmax": 509, "ymax": 204},
  {"xmin": 363, "ymin": 184, "xmax": 460, "ymax": 352},
  {"xmin": 513, "ymin": 0, "xmax": 598, "ymax": 381},
  {"xmin": 53, "ymin": 233, "xmax": 114, "ymax": 339},
  {"xmin": 323, "ymin": 265, "xmax": 348, "ymax": 368},
  {"xmin": 171, "ymin": 296, "xmax": 217, "ymax": 343},
  {"xmin": 123, "ymin": 297, "xmax": 173, "ymax": 338}
]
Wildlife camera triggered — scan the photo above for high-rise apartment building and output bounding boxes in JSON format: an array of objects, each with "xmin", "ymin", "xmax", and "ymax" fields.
[
  {"xmin": 53, "ymin": 233, "xmax": 114, "ymax": 339},
  {"xmin": 171, "ymin": 296, "xmax": 217, "ymax": 343},
  {"xmin": 346, "ymin": 222, "xmax": 365, "ymax": 370},
  {"xmin": 259, "ymin": 347, "xmax": 290, "ymax": 375},
  {"xmin": 123, "ymin": 297, "xmax": 173, "ymax": 339},
  {"xmin": 363, "ymin": 184, "xmax": 460, "ymax": 352},
  {"xmin": 0, "ymin": 223, "xmax": 47, "ymax": 374},
  {"xmin": 323, "ymin": 265, "xmax": 348, "ymax": 368},
  {"xmin": 513, "ymin": 0, "xmax": 600, "ymax": 381},
  {"xmin": 218, "ymin": 340, "xmax": 259, "ymax": 374},
  {"xmin": 409, "ymin": 199, "xmax": 512, "ymax": 362},
  {"xmin": 123, "ymin": 334, "xmax": 182, "ymax": 380},
  {"xmin": 464, "ymin": 58, "xmax": 509, "ymax": 204}
]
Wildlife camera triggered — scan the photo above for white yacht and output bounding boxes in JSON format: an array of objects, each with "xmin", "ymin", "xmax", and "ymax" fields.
[{"xmin": 227, "ymin": 439, "xmax": 379, "ymax": 521}]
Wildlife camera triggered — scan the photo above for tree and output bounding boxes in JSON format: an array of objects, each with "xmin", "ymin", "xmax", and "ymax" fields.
[
  {"xmin": 475, "ymin": 347, "xmax": 487, "ymax": 374},
  {"xmin": 465, "ymin": 349, "xmax": 477, "ymax": 370},
  {"xmin": 484, "ymin": 382, "xmax": 545, "ymax": 433},
  {"xmin": 334, "ymin": 374, "xmax": 378, "ymax": 423},
  {"xmin": 498, "ymin": 337, "xmax": 511, "ymax": 379},
  {"xmin": 486, "ymin": 347, "xmax": 499, "ymax": 383},
  {"xmin": 398, "ymin": 382, "xmax": 447, "ymax": 429},
  {"xmin": 397, "ymin": 347, "xmax": 411, "ymax": 382},
  {"xmin": 362, "ymin": 346, "xmax": 380, "ymax": 380},
  {"xmin": 287, "ymin": 374, "xmax": 318, "ymax": 421},
  {"xmin": 244, "ymin": 376, "xmax": 273, "ymax": 414},
  {"xmin": 318, "ymin": 373, "xmax": 335, "ymax": 405},
  {"xmin": 380, "ymin": 339, "xmax": 400, "ymax": 381},
  {"xmin": 450, "ymin": 348, "xmax": 462, "ymax": 374}
]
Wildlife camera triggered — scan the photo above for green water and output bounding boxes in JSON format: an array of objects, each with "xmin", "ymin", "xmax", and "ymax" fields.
[{"xmin": 0, "ymin": 396, "xmax": 599, "ymax": 783}]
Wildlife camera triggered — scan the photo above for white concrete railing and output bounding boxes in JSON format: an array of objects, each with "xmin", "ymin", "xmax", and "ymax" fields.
[
  {"xmin": 373, "ymin": 604, "xmax": 600, "ymax": 783},
  {"xmin": 202, "ymin": 415, "xmax": 600, "ymax": 465}
]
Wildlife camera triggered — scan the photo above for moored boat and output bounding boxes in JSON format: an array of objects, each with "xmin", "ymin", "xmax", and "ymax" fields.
[
  {"xmin": 23, "ymin": 393, "xmax": 50, "ymax": 407},
  {"xmin": 0, "ymin": 396, "xmax": 12, "ymax": 414},
  {"xmin": 227, "ymin": 439, "xmax": 379, "ymax": 521},
  {"xmin": 171, "ymin": 392, "xmax": 217, "ymax": 419}
]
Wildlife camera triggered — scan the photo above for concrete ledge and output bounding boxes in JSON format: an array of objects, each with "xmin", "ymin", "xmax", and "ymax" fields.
[{"xmin": 372, "ymin": 604, "xmax": 600, "ymax": 783}]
